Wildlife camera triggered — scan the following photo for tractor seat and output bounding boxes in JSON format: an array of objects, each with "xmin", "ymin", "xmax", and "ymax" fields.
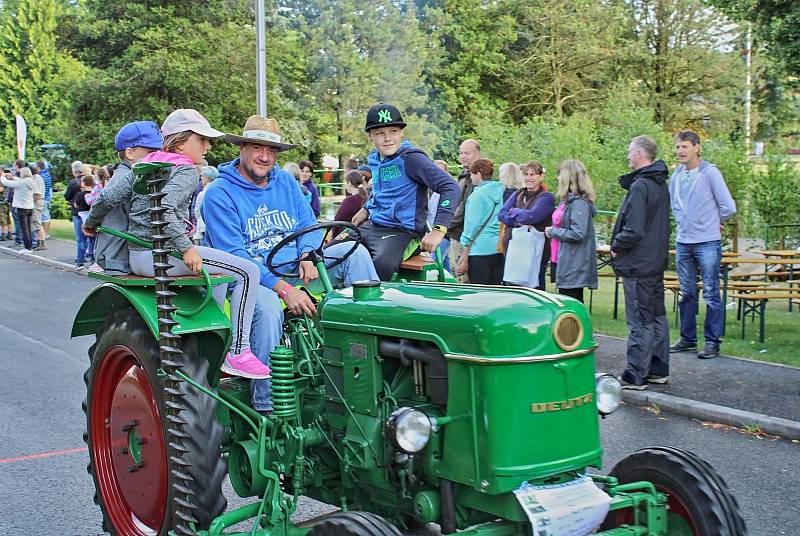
[
  {"xmin": 399, "ymin": 254, "xmax": 436, "ymax": 272},
  {"xmin": 87, "ymin": 271, "xmax": 234, "ymax": 287}
]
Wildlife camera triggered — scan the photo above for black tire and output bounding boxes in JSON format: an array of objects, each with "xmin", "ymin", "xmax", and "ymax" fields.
[
  {"xmin": 602, "ymin": 446, "xmax": 746, "ymax": 535},
  {"xmin": 308, "ymin": 511, "xmax": 402, "ymax": 536},
  {"xmin": 83, "ymin": 309, "xmax": 227, "ymax": 535}
]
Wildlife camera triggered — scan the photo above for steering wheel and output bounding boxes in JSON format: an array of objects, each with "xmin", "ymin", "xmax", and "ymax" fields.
[{"xmin": 266, "ymin": 221, "xmax": 362, "ymax": 278}]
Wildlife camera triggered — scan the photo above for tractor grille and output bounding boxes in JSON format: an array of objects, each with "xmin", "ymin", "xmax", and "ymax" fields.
[{"xmin": 553, "ymin": 314, "xmax": 583, "ymax": 351}]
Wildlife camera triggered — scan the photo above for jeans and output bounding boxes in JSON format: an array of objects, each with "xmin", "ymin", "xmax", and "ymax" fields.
[
  {"xmin": 250, "ymin": 243, "xmax": 378, "ymax": 411},
  {"xmin": 11, "ymin": 207, "xmax": 21, "ymax": 243},
  {"xmin": 17, "ymin": 208, "xmax": 33, "ymax": 249},
  {"xmin": 621, "ymin": 275, "xmax": 669, "ymax": 385},
  {"xmin": 676, "ymin": 240, "xmax": 723, "ymax": 347},
  {"xmin": 72, "ymin": 215, "xmax": 88, "ymax": 264}
]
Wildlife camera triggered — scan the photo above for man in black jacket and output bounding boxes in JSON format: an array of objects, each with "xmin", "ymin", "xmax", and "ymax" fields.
[{"xmin": 611, "ymin": 135, "xmax": 670, "ymax": 389}]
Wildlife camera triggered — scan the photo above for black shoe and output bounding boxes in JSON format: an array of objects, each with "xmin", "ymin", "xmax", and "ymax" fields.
[
  {"xmin": 669, "ymin": 339, "xmax": 697, "ymax": 353},
  {"xmin": 697, "ymin": 344, "xmax": 720, "ymax": 359}
]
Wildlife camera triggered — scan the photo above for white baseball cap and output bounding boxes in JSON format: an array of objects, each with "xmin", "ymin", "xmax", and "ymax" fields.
[{"xmin": 161, "ymin": 108, "xmax": 225, "ymax": 138}]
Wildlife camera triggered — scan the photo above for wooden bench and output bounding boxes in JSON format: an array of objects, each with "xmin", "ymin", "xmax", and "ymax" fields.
[
  {"xmin": 730, "ymin": 291, "xmax": 800, "ymax": 342},
  {"xmin": 399, "ymin": 254, "xmax": 436, "ymax": 272}
]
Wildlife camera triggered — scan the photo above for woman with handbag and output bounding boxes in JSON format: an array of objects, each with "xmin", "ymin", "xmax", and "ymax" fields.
[
  {"xmin": 498, "ymin": 161, "xmax": 555, "ymax": 289},
  {"xmin": 545, "ymin": 159, "xmax": 598, "ymax": 302},
  {"xmin": 456, "ymin": 158, "xmax": 505, "ymax": 284}
]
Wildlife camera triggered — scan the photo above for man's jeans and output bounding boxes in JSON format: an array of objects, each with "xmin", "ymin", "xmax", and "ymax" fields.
[
  {"xmin": 676, "ymin": 240, "xmax": 723, "ymax": 347},
  {"xmin": 249, "ymin": 243, "xmax": 378, "ymax": 411},
  {"xmin": 72, "ymin": 215, "xmax": 88, "ymax": 263},
  {"xmin": 621, "ymin": 275, "xmax": 669, "ymax": 385}
]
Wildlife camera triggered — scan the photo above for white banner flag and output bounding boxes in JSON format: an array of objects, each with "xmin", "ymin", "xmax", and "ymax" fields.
[{"xmin": 15, "ymin": 114, "xmax": 26, "ymax": 160}]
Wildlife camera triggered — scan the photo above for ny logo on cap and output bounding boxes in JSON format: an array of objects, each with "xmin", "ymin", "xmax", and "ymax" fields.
[{"xmin": 377, "ymin": 109, "xmax": 393, "ymax": 123}]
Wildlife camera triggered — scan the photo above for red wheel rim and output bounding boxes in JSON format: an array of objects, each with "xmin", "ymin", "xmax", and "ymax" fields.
[
  {"xmin": 90, "ymin": 345, "xmax": 168, "ymax": 535},
  {"xmin": 607, "ymin": 484, "xmax": 700, "ymax": 534}
]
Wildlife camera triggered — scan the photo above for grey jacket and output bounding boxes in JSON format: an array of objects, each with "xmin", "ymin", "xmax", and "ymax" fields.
[
  {"xmin": 549, "ymin": 195, "xmax": 598, "ymax": 290},
  {"xmin": 128, "ymin": 164, "xmax": 197, "ymax": 254},
  {"xmin": 85, "ymin": 163, "xmax": 133, "ymax": 274},
  {"xmin": 669, "ymin": 160, "xmax": 736, "ymax": 244},
  {"xmin": 86, "ymin": 163, "xmax": 197, "ymax": 270}
]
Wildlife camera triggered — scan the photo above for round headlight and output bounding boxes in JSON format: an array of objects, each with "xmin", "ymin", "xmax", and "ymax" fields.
[
  {"xmin": 386, "ymin": 407, "xmax": 432, "ymax": 454},
  {"xmin": 595, "ymin": 373, "xmax": 622, "ymax": 415}
]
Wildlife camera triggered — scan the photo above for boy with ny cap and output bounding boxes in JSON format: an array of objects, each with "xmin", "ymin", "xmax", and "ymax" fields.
[
  {"xmin": 350, "ymin": 103, "xmax": 460, "ymax": 280},
  {"xmin": 82, "ymin": 120, "xmax": 163, "ymax": 273}
]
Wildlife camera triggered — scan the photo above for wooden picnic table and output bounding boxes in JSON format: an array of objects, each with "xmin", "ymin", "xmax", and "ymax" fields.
[
  {"xmin": 719, "ymin": 257, "xmax": 800, "ymax": 334},
  {"xmin": 752, "ymin": 249, "xmax": 800, "ymax": 258}
]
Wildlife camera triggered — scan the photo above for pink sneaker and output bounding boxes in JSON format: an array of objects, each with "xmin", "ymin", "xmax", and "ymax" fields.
[{"xmin": 221, "ymin": 348, "xmax": 271, "ymax": 379}]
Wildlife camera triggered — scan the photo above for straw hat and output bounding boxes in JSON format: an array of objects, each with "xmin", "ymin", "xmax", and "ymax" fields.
[{"xmin": 225, "ymin": 115, "xmax": 297, "ymax": 152}]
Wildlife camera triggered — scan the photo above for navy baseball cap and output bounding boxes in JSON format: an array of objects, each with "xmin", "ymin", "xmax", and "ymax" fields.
[{"xmin": 114, "ymin": 121, "xmax": 164, "ymax": 151}]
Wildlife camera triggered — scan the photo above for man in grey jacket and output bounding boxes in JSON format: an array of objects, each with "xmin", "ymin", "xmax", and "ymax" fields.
[{"xmin": 668, "ymin": 131, "xmax": 736, "ymax": 359}]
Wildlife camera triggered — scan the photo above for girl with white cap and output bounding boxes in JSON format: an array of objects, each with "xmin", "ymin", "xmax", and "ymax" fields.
[{"xmin": 127, "ymin": 109, "xmax": 270, "ymax": 379}]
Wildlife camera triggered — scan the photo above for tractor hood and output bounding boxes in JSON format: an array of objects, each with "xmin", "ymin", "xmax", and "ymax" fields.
[{"xmin": 320, "ymin": 282, "xmax": 594, "ymax": 359}]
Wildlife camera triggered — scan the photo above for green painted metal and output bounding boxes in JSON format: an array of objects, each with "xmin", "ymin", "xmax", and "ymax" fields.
[
  {"xmin": 321, "ymin": 282, "xmax": 593, "ymax": 358},
  {"xmin": 76, "ymin": 245, "xmax": 679, "ymax": 535}
]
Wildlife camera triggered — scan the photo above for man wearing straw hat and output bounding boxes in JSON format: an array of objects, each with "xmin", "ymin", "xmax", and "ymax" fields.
[{"xmin": 202, "ymin": 115, "xmax": 378, "ymax": 414}]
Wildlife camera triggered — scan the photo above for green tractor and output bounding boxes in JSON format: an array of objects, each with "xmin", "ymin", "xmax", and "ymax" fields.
[{"xmin": 72, "ymin": 163, "xmax": 745, "ymax": 536}]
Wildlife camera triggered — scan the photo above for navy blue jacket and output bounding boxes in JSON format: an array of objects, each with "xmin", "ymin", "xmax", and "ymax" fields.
[{"xmin": 366, "ymin": 141, "xmax": 459, "ymax": 235}]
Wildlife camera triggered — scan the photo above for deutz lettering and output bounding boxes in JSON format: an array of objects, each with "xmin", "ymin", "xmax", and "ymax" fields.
[{"xmin": 530, "ymin": 393, "xmax": 593, "ymax": 413}]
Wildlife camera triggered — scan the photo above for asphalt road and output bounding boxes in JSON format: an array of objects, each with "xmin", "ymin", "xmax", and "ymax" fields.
[{"xmin": 0, "ymin": 253, "xmax": 797, "ymax": 535}]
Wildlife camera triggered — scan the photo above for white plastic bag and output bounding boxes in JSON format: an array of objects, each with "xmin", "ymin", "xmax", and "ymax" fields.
[{"xmin": 503, "ymin": 226, "xmax": 545, "ymax": 287}]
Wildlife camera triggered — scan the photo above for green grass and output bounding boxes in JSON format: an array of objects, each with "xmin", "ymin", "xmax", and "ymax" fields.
[
  {"xmin": 49, "ymin": 218, "xmax": 76, "ymax": 241},
  {"xmin": 46, "ymin": 217, "xmax": 798, "ymax": 367},
  {"xmin": 588, "ymin": 270, "xmax": 800, "ymax": 368}
]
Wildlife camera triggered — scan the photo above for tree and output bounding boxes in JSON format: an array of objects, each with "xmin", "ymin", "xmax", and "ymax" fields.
[
  {"xmin": 418, "ymin": 0, "xmax": 517, "ymax": 142},
  {"xmin": 502, "ymin": 0, "xmax": 628, "ymax": 121},
  {"xmin": 0, "ymin": 0, "xmax": 83, "ymax": 161},
  {"xmin": 57, "ymin": 0, "xmax": 313, "ymax": 164},
  {"xmin": 621, "ymin": 0, "xmax": 746, "ymax": 133},
  {"xmin": 710, "ymin": 0, "xmax": 800, "ymax": 78}
]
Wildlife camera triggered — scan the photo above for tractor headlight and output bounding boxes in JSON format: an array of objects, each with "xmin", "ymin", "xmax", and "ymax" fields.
[
  {"xmin": 386, "ymin": 407, "xmax": 432, "ymax": 454},
  {"xmin": 595, "ymin": 373, "xmax": 622, "ymax": 415}
]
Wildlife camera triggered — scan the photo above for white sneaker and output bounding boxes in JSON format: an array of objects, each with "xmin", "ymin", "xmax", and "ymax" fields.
[{"xmin": 19, "ymin": 248, "xmax": 32, "ymax": 254}]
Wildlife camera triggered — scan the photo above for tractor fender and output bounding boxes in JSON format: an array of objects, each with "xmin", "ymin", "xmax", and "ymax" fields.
[{"xmin": 72, "ymin": 282, "xmax": 231, "ymax": 364}]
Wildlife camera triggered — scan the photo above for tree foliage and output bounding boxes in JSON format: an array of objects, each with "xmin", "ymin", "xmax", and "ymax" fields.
[{"xmin": 0, "ymin": 0, "xmax": 83, "ymax": 161}]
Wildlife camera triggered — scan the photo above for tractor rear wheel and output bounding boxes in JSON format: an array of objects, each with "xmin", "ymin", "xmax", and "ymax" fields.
[
  {"xmin": 308, "ymin": 511, "xmax": 402, "ymax": 536},
  {"xmin": 83, "ymin": 309, "xmax": 227, "ymax": 536},
  {"xmin": 602, "ymin": 446, "xmax": 746, "ymax": 535}
]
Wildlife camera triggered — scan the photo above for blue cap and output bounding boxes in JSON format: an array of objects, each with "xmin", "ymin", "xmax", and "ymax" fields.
[
  {"xmin": 357, "ymin": 165, "xmax": 371, "ymax": 172},
  {"xmin": 114, "ymin": 121, "xmax": 163, "ymax": 151}
]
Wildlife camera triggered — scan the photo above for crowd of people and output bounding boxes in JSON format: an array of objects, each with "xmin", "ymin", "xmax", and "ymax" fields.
[
  {"xmin": 0, "ymin": 159, "xmax": 53, "ymax": 253},
  {"xmin": 2, "ymin": 100, "xmax": 734, "ymax": 406}
]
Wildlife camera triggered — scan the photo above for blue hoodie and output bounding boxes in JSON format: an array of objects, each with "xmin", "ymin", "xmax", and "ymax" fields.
[
  {"xmin": 201, "ymin": 159, "xmax": 321, "ymax": 289},
  {"xmin": 365, "ymin": 141, "xmax": 459, "ymax": 234}
]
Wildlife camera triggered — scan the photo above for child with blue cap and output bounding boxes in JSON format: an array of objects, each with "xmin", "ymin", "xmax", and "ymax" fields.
[{"xmin": 82, "ymin": 120, "xmax": 163, "ymax": 273}]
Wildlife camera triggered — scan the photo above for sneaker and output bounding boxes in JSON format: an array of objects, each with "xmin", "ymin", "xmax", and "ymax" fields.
[
  {"xmin": 74, "ymin": 263, "xmax": 86, "ymax": 270},
  {"xmin": 0, "ymin": 235, "xmax": 5, "ymax": 241},
  {"xmin": 221, "ymin": 348, "xmax": 271, "ymax": 379},
  {"xmin": 620, "ymin": 378, "xmax": 647, "ymax": 390},
  {"xmin": 697, "ymin": 344, "xmax": 720, "ymax": 360},
  {"xmin": 87, "ymin": 263, "xmax": 104, "ymax": 273},
  {"xmin": 33, "ymin": 242, "xmax": 46, "ymax": 251},
  {"xmin": 646, "ymin": 374, "xmax": 669, "ymax": 384},
  {"xmin": 669, "ymin": 339, "xmax": 697, "ymax": 353},
  {"xmin": 18, "ymin": 248, "xmax": 32, "ymax": 254}
]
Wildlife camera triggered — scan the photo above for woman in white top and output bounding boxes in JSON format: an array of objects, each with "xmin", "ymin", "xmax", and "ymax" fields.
[{"xmin": 1, "ymin": 167, "xmax": 35, "ymax": 251}]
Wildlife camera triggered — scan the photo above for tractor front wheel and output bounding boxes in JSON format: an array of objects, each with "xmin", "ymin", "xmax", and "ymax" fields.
[
  {"xmin": 308, "ymin": 512, "xmax": 402, "ymax": 536},
  {"xmin": 602, "ymin": 446, "xmax": 746, "ymax": 535},
  {"xmin": 83, "ymin": 309, "xmax": 226, "ymax": 536}
]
